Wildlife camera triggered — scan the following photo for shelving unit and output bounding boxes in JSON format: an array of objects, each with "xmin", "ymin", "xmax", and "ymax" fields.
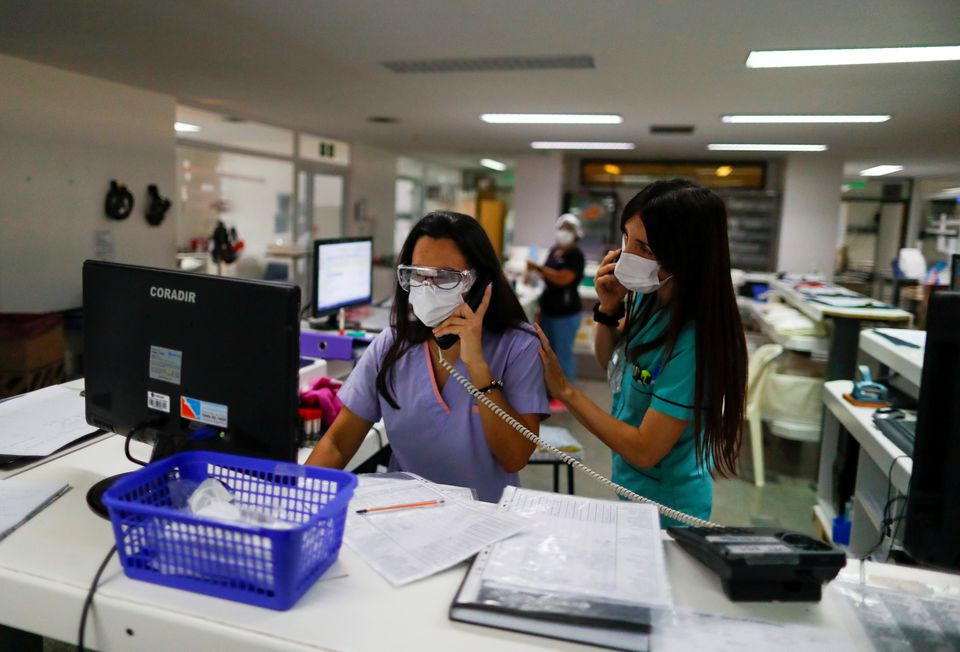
[{"xmin": 719, "ymin": 191, "xmax": 781, "ymax": 271}]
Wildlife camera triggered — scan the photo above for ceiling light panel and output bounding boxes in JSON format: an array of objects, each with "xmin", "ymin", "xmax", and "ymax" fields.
[
  {"xmin": 707, "ymin": 144, "xmax": 828, "ymax": 151},
  {"xmin": 746, "ymin": 45, "xmax": 960, "ymax": 68},
  {"xmin": 482, "ymin": 113, "xmax": 622, "ymax": 124},
  {"xmin": 859, "ymin": 165, "xmax": 904, "ymax": 176},
  {"xmin": 722, "ymin": 115, "xmax": 891, "ymax": 123},
  {"xmin": 531, "ymin": 142, "xmax": 635, "ymax": 150}
]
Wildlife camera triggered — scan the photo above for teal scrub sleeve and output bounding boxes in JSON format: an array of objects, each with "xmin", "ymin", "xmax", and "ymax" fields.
[{"xmin": 649, "ymin": 336, "xmax": 696, "ymax": 421}]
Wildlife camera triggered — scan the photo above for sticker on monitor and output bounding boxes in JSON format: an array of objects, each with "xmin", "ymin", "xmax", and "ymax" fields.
[
  {"xmin": 147, "ymin": 391, "xmax": 171, "ymax": 413},
  {"xmin": 149, "ymin": 345, "xmax": 183, "ymax": 385},
  {"xmin": 180, "ymin": 396, "xmax": 228, "ymax": 428}
]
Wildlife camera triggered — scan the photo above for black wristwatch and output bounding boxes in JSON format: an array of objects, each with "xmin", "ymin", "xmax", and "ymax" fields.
[
  {"xmin": 477, "ymin": 380, "xmax": 504, "ymax": 394},
  {"xmin": 593, "ymin": 301, "xmax": 625, "ymax": 326}
]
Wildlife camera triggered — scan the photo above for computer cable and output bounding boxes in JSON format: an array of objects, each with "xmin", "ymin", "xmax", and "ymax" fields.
[
  {"xmin": 78, "ymin": 544, "xmax": 118, "ymax": 652},
  {"xmin": 860, "ymin": 453, "xmax": 910, "ymax": 561},
  {"xmin": 124, "ymin": 429, "xmax": 149, "ymax": 467},
  {"xmin": 437, "ymin": 348, "xmax": 719, "ymax": 528}
]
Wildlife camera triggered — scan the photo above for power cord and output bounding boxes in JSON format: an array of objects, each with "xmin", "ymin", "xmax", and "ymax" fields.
[
  {"xmin": 124, "ymin": 430, "xmax": 149, "ymax": 467},
  {"xmin": 437, "ymin": 349, "xmax": 719, "ymax": 528},
  {"xmin": 861, "ymin": 453, "xmax": 910, "ymax": 561},
  {"xmin": 78, "ymin": 544, "xmax": 118, "ymax": 652}
]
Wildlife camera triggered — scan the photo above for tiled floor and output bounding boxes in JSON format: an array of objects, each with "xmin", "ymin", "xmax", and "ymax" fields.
[{"xmin": 519, "ymin": 377, "xmax": 820, "ymax": 536}]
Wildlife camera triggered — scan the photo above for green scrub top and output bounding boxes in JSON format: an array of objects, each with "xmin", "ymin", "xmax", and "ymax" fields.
[{"xmin": 609, "ymin": 295, "xmax": 712, "ymax": 527}]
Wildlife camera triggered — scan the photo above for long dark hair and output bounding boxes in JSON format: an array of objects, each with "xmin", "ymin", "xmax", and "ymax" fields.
[
  {"xmin": 376, "ymin": 211, "xmax": 529, "ymax": 409},
  {"xmin": 621, "ymin": 179, "xmax": 747, "ymax": 477}
]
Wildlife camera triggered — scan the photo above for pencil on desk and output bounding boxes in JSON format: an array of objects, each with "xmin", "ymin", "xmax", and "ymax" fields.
[{"xmin": 356, "ymin": 499, "xmax": 445, "ymax": 515}]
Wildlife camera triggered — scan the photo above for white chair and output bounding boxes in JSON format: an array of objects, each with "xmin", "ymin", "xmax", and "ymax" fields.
[
  {"xmin": 747, "ymin": 345, "xmax": 825, "ymax": 487},
  {"xmin": 745, "ymin": 344, "xmax": 783, "ymax": 487}
]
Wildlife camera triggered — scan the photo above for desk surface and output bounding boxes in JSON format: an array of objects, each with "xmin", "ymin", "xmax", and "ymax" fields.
[
  {"xmin": 859, "ymin": 329, "xmax": 925, "ymax": 391},
  {"xmin": 822, "ymin": 380, "xmax": 913, "ymax": 494},
  {"xmin": 770, "ymin": 280, "xmax": 913, "ymax": 323},
  {"xmin": 2, "ymin": 424, "xmax": 958, "ymax": 650}
]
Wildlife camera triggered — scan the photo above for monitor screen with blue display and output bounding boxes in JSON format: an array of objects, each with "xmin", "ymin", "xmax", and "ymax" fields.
[{"xmin": 312, "ymin": 237, "xmax": 373, "ymax": 317}]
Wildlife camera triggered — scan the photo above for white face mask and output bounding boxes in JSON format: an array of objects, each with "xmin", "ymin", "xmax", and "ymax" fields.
[
  {"xmin": 408, "ymin": 284, "xmax": 466, "ymax": 327},
  {"xmin": 614, "ymin": 251, "xmax": 672, "ymax": 294},
  {"xmin": 555, "ymin": 229, "xmax": 575, "ymax": 247}
]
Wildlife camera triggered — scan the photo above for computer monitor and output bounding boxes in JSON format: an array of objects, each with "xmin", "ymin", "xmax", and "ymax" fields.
[
  {"xmin": 311, "ymin": 237, "xmax": 373, "ymax": 321},
  {"xmin": 83, "ymin": 260, "xmax": 301, "ymax": 515},
  {"xmin": 902, "ymin": 291, "xmax": 960, "ymax": 570},
  {"xmin": 950, "ymin": 252, "xmax": 960, "ymax": 291}
]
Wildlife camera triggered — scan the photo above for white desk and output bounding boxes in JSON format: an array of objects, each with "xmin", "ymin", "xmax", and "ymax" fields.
[
  {"xmin": 5, "ymin": 426, "xmax": 960, "ymax": 649},
  {"xmin": 769, "ymin": 279, "xmax": 912, "ymax": 381},
  {"xmin": 742, "ymin": 297, "xmax": 830, "ymax": 356},
  {"xmin": 858, "ymin": 329, "xmax": 925, "ymax": 397},
  {"xmin": 0, "ymin": 434, "xmax": 865, "ymax": 650},
  {"xmin": 817, "ymin": 381, "xmax": 913, "ymax": 556}
]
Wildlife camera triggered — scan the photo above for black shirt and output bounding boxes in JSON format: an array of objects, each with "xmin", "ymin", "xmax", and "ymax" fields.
[{"xmin": 538, "ymin": 246, "xmax": 585, "ymax": 317}]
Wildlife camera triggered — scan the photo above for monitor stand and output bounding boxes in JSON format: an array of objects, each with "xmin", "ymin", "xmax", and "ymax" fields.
[{"xmin": 85, "ymin": 430, "xmax": 197, "ymax": 519}]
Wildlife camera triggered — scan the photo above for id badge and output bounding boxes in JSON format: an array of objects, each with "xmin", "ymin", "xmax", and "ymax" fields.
[{"xmin": 607, "ymin": 344, "xmax": 625, "ymax": 394}]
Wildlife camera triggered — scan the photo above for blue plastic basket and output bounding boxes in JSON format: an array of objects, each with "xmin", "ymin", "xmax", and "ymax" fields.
[{"xmin": 102, "ymin": 451, "xmax": 357, "ymax": 610}]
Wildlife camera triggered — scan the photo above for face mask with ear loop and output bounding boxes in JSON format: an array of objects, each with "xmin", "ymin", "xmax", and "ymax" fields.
[{"xmin": 614, "ymin": 251, "xmax": 673, "ymax": 294}]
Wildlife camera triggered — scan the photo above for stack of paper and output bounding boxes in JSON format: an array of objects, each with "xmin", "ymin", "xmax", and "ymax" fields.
[
  {"xmin": 344, "ymin": 474, "xmax": 526, "ymax": 586},
  {"xmin": 0, "ymin": 386, "xmax": 98, "ymax": 458},
  {"xmin": 451, "ymin": 487, "xmax": 671, "ymax": 650}
]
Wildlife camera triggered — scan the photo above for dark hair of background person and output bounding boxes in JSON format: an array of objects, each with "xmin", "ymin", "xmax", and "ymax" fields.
[
  {"xmin": 620, "ymin": 179, "xmax": 748, "ymax": 477},
  {"xmin": 377, "ymin": 211, "xmax": 530, "ymax": 409}
]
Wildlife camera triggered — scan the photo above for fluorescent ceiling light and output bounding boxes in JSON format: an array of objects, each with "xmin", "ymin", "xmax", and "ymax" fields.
[
  {"xmin": 746, "ymin": 45, "xmax": 960, "ymax": 68},
  {"xmin": 860, "ymin": 165, "xmax": 904, "ymax": 176},
  {"xmin": 483, "ymin": 113, "xmax": 623, "ymax": 124},
  {"xmin": 708, "ymin": 143, "xmax": 828, "ymax": 152},
  {"xmin": 531, "ymin": 141, "xmax": 635, "ymax": 150},
  {"xmin": 480, "ymin": 158, "xmax": 507, "ymax": 171},
  {"xmin": 722, "ymin": 114, "xmax": 891, "ymax": 124},
  {"xmin": 941, "ymin": 187, "xmax": 960, "ymax": 194},
  {"xmin": 174, "ymin": 122, "xmax": 201, "ymax": 133}
]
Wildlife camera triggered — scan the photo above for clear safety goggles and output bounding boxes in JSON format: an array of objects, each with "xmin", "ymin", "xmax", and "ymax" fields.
[{"xmin": 396, "ymin": 265, "xmax": 476, "ymax": 292}]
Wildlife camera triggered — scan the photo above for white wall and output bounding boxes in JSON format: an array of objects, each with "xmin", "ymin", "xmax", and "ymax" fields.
[
  {"xmin": 345, "ymin": 144, "xmax": 397, "ymax": 258},
  {"xmin": 777, "ymin": 155, "xmax": 844, "ymax": 275},
  {"xmin": 511, "ymin": 152, "xmax": 563, "ymax": 247},
  {"xmin": 0, "ymin": 54, "xmax": 177, "ymax": 312}
]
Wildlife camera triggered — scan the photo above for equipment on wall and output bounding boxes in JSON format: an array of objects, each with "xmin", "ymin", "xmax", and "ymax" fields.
[
  {"xmin": 144, "ymin": 184, "xmax": 171, "ymax": 226},
  {"xmin": 104, "ymin": 180, "xmax": 134, "ymax": 220},
  {"xmin": 209, "ymin": 220, "xmax": 243, "ymax": 273}
]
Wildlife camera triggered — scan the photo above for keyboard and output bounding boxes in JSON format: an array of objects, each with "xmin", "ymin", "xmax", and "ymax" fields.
[{"xmin": 873, "ymin": 417, "xmax": 916, "ymax": 456}]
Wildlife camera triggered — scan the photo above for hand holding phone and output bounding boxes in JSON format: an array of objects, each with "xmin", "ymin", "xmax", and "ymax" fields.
[
  {"xmin": 595, "ymin": 248, "xmax": 628, "ymax": 311},
  {"xmin": 433, "ymin": 283, "xmax": 492, "ymax": 362}
]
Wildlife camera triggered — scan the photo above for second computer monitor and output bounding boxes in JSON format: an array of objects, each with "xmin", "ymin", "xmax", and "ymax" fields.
[{"xmin": 312, "ymin": 237, "xmax": 373, "ymax": 317}]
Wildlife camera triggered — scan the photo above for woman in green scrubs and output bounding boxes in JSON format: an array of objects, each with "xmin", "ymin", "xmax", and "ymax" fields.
[{"xmin": 535, "ymin": 179, "xmax": 748, "ymax": 526}]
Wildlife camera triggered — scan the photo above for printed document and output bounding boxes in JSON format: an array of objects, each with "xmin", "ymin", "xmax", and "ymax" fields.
[{"xmin": 0, "ymin": 386, "xmax": 98, "ymax": 456}]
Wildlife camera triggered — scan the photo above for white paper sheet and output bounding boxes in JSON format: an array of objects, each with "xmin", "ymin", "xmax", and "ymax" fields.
[
  {"xmin": 0, "ymin": 386, "xmax": 98, "ymax": 456},
  {"xmin": 344, "ymin": 475, "xmax": 526, "ymax": 586},
  {"xmin": 477, "ymin": 487, "xmax": 672, "ymax": 609},
  {"xmin": 0, "ymin": 481, "xmax": 71, "ymax": 542}
]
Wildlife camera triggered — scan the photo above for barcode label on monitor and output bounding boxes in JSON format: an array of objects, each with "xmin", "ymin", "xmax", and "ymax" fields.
[{"xmin": 148, "ymin": 391, "xmax": 171, "ymax": 413}]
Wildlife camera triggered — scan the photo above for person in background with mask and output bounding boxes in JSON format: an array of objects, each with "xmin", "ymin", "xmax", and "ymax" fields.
[
  {"xmin": 534, "ymin": 180, "xmax": 747, "ymax": 525},
  {"xmin": 527, "ymin": 214, "xmax": 586, "ymax": 395},
  {"xmin": 306, "ymin": 211, "xmax": 548, "ymax": 502}
]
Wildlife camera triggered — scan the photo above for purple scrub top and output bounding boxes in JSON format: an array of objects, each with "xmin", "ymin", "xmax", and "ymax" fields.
[{"xmin": 338, "ymin": 325, "xmax": 549, "ymax": 502}]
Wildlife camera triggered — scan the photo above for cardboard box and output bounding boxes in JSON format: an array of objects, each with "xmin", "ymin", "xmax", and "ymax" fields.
[
  {"xmin": 0, "ymin": 360, "xmax": 65, "ymax": 399},
  {"xmin": 0, "ymin": 315, "xmax": 65, "ymax": 372}
]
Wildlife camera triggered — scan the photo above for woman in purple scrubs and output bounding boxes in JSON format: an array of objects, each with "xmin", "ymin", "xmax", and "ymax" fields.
[{"xmin": 306, "ymin": 211, "xmax": 549, "ymax": 502}]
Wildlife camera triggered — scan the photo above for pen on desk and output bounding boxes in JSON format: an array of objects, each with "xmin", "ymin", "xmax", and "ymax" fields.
[{"xmin": 356, "ymin": 499, "xmax": 445, "ymax": 515}]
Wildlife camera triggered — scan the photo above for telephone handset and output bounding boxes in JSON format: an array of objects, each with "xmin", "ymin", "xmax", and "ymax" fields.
[
  {"xmin": 435, "ymin": 273, "xmax": 489, "ymax": 351},
  {"xmin": 435, "ymin": 347, "xmax": 718, "ymax": 528}
]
